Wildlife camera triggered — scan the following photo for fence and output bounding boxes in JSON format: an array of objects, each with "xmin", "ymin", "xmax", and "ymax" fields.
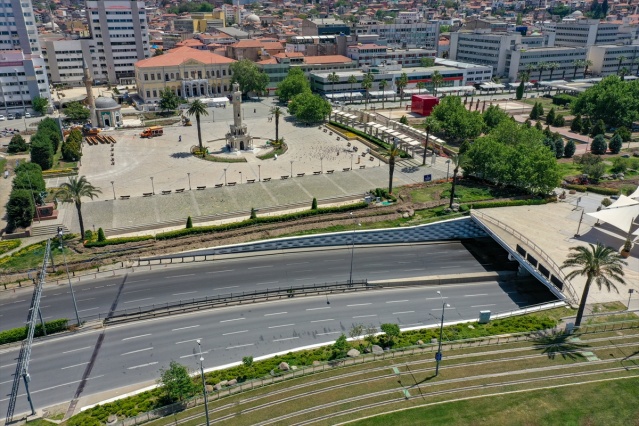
[
  {"xmin": 471, "ymin": 210, "xmax": 579, "ymax": 305},
  {"xmin": 110, "ymin": 316, "xmax": 639, "ymax": 426}
]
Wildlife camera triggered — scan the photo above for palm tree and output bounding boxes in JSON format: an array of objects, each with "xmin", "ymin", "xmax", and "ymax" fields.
[
  {"xmin": 347, "ymin": 74, "xmax": 357, "ymax": 103},
  {"xmin": 547, "ymin": 62, "xmax": 559, "ymax": 81},
  {"xmin": 431, "ymin": 71, "xmax": 444, "ymax": 97},
  {"xmin": 617, "ymin": 55, "xmax": 627, "ymax": 75},
  {"xmin": 362, "ymin": 73, "xmax": 373, "ymax": 110},
  {"xmin": 583, "ymin": 59, "xmax": 593, "ymax": 78},
  {"xmin": 572, "ymin": 60, "xmax": 585, "ymax": 80},
  {"xmin": 619, "ymin": 67, "xmax": 631, "ymax": 81},
  {"xmin": 422, "ymin": 117, "xmax": 440, "ymax": 166},
  {"xmin": 397, "ymin": 72, "xmax": 408, "ymax": 106},
  {"xmin": 416, "ymin": 82, "xmax": 426, "ymax": 94},
  {"xmin": 536, "ymin": 61, "xmax": 548, "ymax": 84},
  {"xmin": 518, "ymin": 70, "xmax": 531, "ymax": 97},
  {"xmin": 378, "ymin": 79, "xmax": 388, "ymax": 109},
  {"xmin": 56, "ymin": 175, "xmax": 101, "ymax": 239},
  {"xmin": 448, "ymin": 153, "xmax": 462, "ymax": 208},
  {"xmin": 562, "ymin": 243, "xmax": 627, "ymax": 327},
  {"xmin": 186, "ymin": 99, "xmax": 209, "ymax": 154},
  {"xmin": 387, "ymin": 141, "xmax": 401, "ymax": 194},
  {"xmin": 633, "ymin": 57, "xmax": 639, "ymax": 76},
  {"xmin": 328, "ymin": 71, "xmax": 340, "ymax": 97},
  {"xmin": 270, "ymin": 106, "xmax": 282, "ymax": 142}
]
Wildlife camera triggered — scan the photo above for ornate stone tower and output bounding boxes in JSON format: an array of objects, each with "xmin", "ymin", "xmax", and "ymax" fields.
[
  {"xmin": 226, "ymin": 82, "xmax": 253, "ymax": 151},
  {"xmin": 82, "ymin": 59, "xmax": 98, "ymax": 127}
]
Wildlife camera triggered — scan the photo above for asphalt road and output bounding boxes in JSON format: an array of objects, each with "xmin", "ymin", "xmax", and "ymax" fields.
[
  {"xmin": 0, "ymin": 280, "xmax": 556, "ymax": 418},
  {"xmin": 0, "ymin": 243, "xmax": 492, "ymax": 330}
]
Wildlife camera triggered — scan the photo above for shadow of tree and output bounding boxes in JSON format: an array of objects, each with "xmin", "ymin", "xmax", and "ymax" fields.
[
  {"xmin": 532, "ymin": 330, "xmax": 589, "ymax": 360},
  {"xmin": 170, "ymin": 152, "xmax": 192, "ymax": 159},
  {"xmin": 401, "ymin": 166, "xmax": 419, "ymax": 173}
]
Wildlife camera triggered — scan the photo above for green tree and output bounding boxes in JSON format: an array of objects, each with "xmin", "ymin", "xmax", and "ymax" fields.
[
  {"xmin": 153, "ymin": 49, "xmax": 164, "ymax": 56},
  {"xmin": 186, "ymin": 216, "xmax": 193, "ymax": 229},
  {"xmin": 270, "ymin": 106, "xmax": 282, "ymax": 142},
  {"xmin": 158, "ymin": 87, "xmax": 179, "ymax": 113},
  {"xmin": 529, "ymin": 102, "xmax": 540, "ymax": 120},
  {"xmin": 230, "ymin": 59, "xmax": 269, "ymax": 96},
  {"xmin": 13, "ymin": 162, "xmax": 45, "ymax": 202},
  {"xmin": 327, "ymin": 71, "xmax": 340, "ymax": 95},
  {"xmin": 380, "ymin": 323, "xmax": 400, "ymax": 345},
  {"xmin": 431, "ymin": 96, "xmax": 484, "ymax": 143},
  {"xmin": 571, "ymin": 114, "xmax": 583, "ymax": 133},
  {"xmin": 7, "ymin": 134, "xmax": 28, "ymax": 153},
  {"xmin": 61, "ymin": 136, "xmax": 82, "ymax": 162},
  {"xmin": 422, "ymin": 116, "xmax": 440, "ymax": 166},
  {"xmin": 6, "ymin": 189, "xmax": 35, "ymax": 230},
  {"xmin": 331, "ymin": 334, "xmax": 349, "ymax": 360},
  {"xmin": 547, "ymin": 62, "xmax": 559, "ymax": 81},
  {"xmin": 186, "ymin": 99, "xmax": 209, "ymax": 154},
  {"xmin": 387, "ymin": 141, "xmax": 401, "ymax": 194},
  {"xmin": 546, "ymin": 107, "xmax": 556, "ymax": 126},
  {"xmin": 516, "ymin": 81, "xmax": 524, "ymax": 100},
  {"xmin": 590, "ymin": 134, "xmax": 607, "ymax": 155},
  {"xmin": 572, "ymin": 60, "xmax": 586, "ymax": 80},
  {"xmin": 347, "ymin": 74, "xmax": 358, "ymax": 103},
  {"xmin": 361, "ymin": 72, "xmax": 373, "ymax": 110},
  {"xmin": 30, "ymin": 135, "xmax": 54, "ymax": 170},
  {"xmin": 431, "ymin": 71, "xmax": 443, "ymax": 97},
  {"xmin": 276, "ymin": 68, "xmax": 310, "ymax": 102},
  {"xmin": 97, "ymin": 227, "xmax": 106, "ymax": 242},
  {"xmin": 55, "ymin": 175, "xmax": 101, "ymax": 239},
  {"xmin": 378, "ymin": 79, "xmax": 388, "ymax": 109},
  {"xmin": 32, "ymin": 96, "xmax": 49, "ymax": 115},
  {"xmin": 63, "ymin": 101, "xmax": 91, "ymax": 121},
  {"xmin": 288, "ymin": 92, "xmax": 331, "ymax": 123},
  {"xmin": 581, "ymin": 117, "xmax": 592, "ymax": 135},
  {"xmin": 591, "ymin": 119, "xmax": 606, "ymax": 137},
  {"xmin": 483, "ymin": 104, "xmax": 509, "ymax": 130},
  {"xmin": 311, "ymin": 197, "xmax": 317, "ymax": 210},
  {"xmin": 416, "ymin": 81, "xmax": 426, "ymax": 94},
  {"xmin": 554, "ymin": 114, "xmax": 565, "ymax": 127},
  {"xmin": 399, "ymin": 115, "xmax": 408, "ymax": 125},
  {"xmin": 614, "ymin": 126, "xmax": 631, "ymax": 142},
  {"xmin": 420, "ymin": 57, "xmax": 435, "ymax": 68},
  {"xmin": 564, "ymin": 139, "xmax": 576, "ymax": 158},
  {"xmin": 608, "ymin": 133, "xmax": 623, "ymax": 154},
  {"xmin": 397, "ymin": 72, "xmax": 408, "ymax": 106},
  {"xmin": 562, "ymin": 243, "xmax": 626, "ymax": 327},
  {"xmin": 571, "ymin": 76, "xmax": 639, "ymax": 129},
  {"xmin": 250, "ymin": 207, "xmax": 257, "ymax": 219},
  {"xmin": 158, "ymin": 361, "xmax": 197, "ymax": 403}
]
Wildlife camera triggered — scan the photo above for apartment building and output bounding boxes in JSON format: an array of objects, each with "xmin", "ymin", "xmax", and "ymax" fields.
[
  {"xmin": 43, "ymin": 38, "xmax": 88, "ymax": 86},
  {"xmin": 0, "ymin": 0, "xmax": 50, "ymax": 114},
  {"xmin": 346, "ymin": 44, "xmax": 436, "ymax": 67},
  {"xmin": 351, "ymin": 21, "xmax": 440, "ymax": 49},
  {"xmin": 507, "ymin": 46, "xmax": 588, "ymax": 81},
  {"xmin": 301, "ymin": 18, "xmax": 351, "ymax": 36},
  {"xmin": 544, "ymin": 20, "xmax": 631, "ymax": 47},
  {"xmin": 588, "ymin": 44, "xmax": 639, "ymax": 76}
]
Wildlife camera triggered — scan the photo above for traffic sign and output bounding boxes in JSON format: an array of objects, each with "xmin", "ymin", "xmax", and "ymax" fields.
[
  {"xmin": 423, "ymin": 174, "xmax": 432, "ymax": 182},
  {"xmin": 435, "ymin": 352, "xmax": 442, "ymax": 361}
]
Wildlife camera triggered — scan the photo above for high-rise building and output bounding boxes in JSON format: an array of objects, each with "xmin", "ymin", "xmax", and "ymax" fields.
[{"xmin": 0, "ymin": 0, "xmax": 50, "ymax": 114}]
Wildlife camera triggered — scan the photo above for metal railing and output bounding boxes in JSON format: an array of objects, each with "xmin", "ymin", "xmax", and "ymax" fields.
[{"xmin": 471, "ymin": 210, "xmax": 579, "ymax": 305}]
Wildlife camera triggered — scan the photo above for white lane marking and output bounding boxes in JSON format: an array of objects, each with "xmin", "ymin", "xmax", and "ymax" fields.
[
  {"xmin": 173, "ymin": 291, "xmax": 197, "ymax": 296},
  {"xmin": 77, "ymin": 298, "xmax": 95, "ymax": 302},
  {"xmin": 123, "ymin": 289, "xmax": 146, "ymax": 295},
  {"xmin": 471, "ymin": 304, "xmax": 496, "ymax": 308},
  {"xmin": 166, "ymin": 274, "xmax": 195, "ymax": 279},
  {"xmin": 77, "ymin": 307, "xmax": 99, "ymax": 313},
  {"xmin": 310, "ymin": 319, "xmax": 334, "ymax": 323},
  {"xmin": 126, "ymin": 279, "xmax": 149, "ymax": 284},
  {"xmin": 248, "ymin": 265, "xmax": 272, "ymax": 269},
  {"xmin": 0, "ymin": 375, "xmax": 105, "ymax": 401},
  {"xmin": 295, "ymin": 278, "xmax": 309, "ymax": 281},
  {"xmin": 286, "ymin": 262, "xmax": 309, "ymax": 265},
  {"xmin": 121, "ymin": 347, "xmax": 154, "ymax": 356},
  {"xmin": 392, "ymin": 311, "xmax": 415, "ymax": 315},
  {"xmin": 226, "ymin": 343, "xmax": 254, "ymax": 350},
  {"xmin": 124, "ymin": 297, "xmax": 154, "ymax": 304},
  {"xmin": 106, "ymin": 284, "xmax": 116, "ymax": 287},
  {"xmin": 175, "ymin": 338, "xmax": 202, "ymax": 345},
  {"xmin": 215, "ymin": 286, "xmax": 239, "ymax": 291},
  {"xmin": 172, "ymin": 325, "xmax": 200, "ymax": 331},
  {"xmin": 306, "ymin": 307, "xmax": 331, "ymax": 311},
  {"xmin": 61, "ymin": 362, "xmax": 90, "ymax": 370},
  {"xmin": 404, "ymin": 268, "xmax": 426, "ymax": 272},
  {"xmin": 386, "ymin": 300, "xmax": 409, "ymax": 304},
  {"xmin": 347, "ymin": 303, "xmax": 371, "ymax": 307},
  {"xmin": 220, "ymin": 318, "xmax": 244, "ymax": 323},
  {"xmin": 323, "ymin": 259, "xmax": 341, "ymax": 262},
  {"xmin": 465, "ymin": 294, "xmax": 489, "ymax": 297},
  {"xmin": 94, "ymin": 286, "xmax": 104, "ymax": 289},
  {"xmin": 316, "ymin": 332, "xmax": 341, "ymax": 336},
  {"xmin": 353, "ymin": 314, "xmax": 377, "ymax": 318},
  {"xmin": 180, "ymin": 351, "xmax": 209, "ymax": 359},
  {"xmin": 222, "ymin": 330, "xmax": 248, "ymax": 336},
  {"xmin": 425, "ymin": 296, "xmax": 449, "ymax": 301},
  {"xmin": 128, "ymin": 362, "xmax": 158, "ymax": 370},
  {"xmin": 0, "ymin": 379, "xmax": 13, "ymax": 385},
  {"xmin": 273, "ymin": 337, "xmax": 299, "ymax": 342},
  {"xmin": 53, "ymin": 293, "xmax": 61, "ymax": 295},
  {"xmin": 268, "ymin": 324, "xmax": 295, "ymax": 329},
  {"xmin": 122, "ymin": 333, "xmax": 152, "ymax": 341},
  {"xmin": 62, "ymin": 346, "xmax": 91, "ymax": 354},
  {"xmin": 439, "ymin": 266, "xmax": 457, "ymax": 269},
  {"xmin": 431, "ymin": 307, "xmax": 456, "ymax": 310},
  {"xmin": 264, "ymin": 312, "xmax": 287, "ymax": 316},
  {"xmin": 256, "ymin": 281, "xmax": 279, "ymax": 286},
  {"xmin": 206, "ymin": 269, "xmax": 234, "ymax": 274},
  {"xmin": 396, "ymin": 261, "xmax": 413, "ymax": 264}
]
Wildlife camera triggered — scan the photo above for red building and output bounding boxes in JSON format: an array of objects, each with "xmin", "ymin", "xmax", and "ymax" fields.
[{"xmin": 411, "ymin": 94, "xmax": 439, "ymax": 116}]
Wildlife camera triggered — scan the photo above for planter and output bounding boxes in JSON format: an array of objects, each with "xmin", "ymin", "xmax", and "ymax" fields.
[{"xmin": 621, "ymin": 250, "xmax": 631, "ymax": 258}]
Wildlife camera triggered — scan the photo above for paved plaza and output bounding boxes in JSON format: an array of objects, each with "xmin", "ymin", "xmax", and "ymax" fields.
[{"xmin": 45, "ymin": 98, "xmax": 451, "ymax": 235}]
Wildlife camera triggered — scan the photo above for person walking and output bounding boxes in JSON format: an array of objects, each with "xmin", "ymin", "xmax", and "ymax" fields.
[{"xmin": 179, "ymin": 135, "xmax": 182, "ymax": 142}]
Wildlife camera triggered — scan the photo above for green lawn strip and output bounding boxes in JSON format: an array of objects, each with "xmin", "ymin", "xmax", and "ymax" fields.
[
  {"xmin": 0, "ymin": 238, "xmax": 76, "ymax": 273},
  {"xmin": 348, "ymin": 374, "xmax": 639, "ymax": 426},
  {"xmin": 591, "ymin": 301, "xmax": 627, "ymax": 313},
  {"xmin": 586, "ymin": 312, "xmax": 639, "ymax": 325},
  {"xmin": 0, "ymin": 240, "xmax": 21, "ymax": 256}
]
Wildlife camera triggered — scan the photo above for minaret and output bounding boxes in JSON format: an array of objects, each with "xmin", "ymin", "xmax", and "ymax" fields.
[
  {"xmin": 82, "ymin": 58, "xmax": 98, "ymax": 127},
  {"xmin": 232, "ymin": 82, "xmax": 243, "ymax": 132}
]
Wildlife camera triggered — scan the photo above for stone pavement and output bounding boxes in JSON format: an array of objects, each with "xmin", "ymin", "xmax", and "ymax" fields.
[{"xmin": 475, "ymin": 192, "xmax": 639, "ymax": 311}]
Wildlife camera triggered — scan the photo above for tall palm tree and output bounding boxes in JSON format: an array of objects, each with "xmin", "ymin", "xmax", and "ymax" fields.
[
  {"xmin": 617, "ymin": 55, "xmax": 627, "ymax": 75},
  {"xmin": 422, "ymin": 117, "xmax": 440, "ymax": 166},
  {"xmin": 397, "ymin": 72, "xmax": 408, "ymax": 106},
  {"xmin": 572, "ymin": 59, "xmax": 585, "ymax": 80},
  {"xmin": 270, "ymin": 106, "xmax": 282, "ymax": 142},
  {"xmin": 416, "ymin": 82, "xmax": 426, "ymax": 94},
  {"xmin": 619, "ymin": 67, "xmax": 631, "ymax": 81},
  {"xmin": 518, "ymin": 70, "xmax": 531, "ymax": 97},
  {"xmin": 536, "ymin": 61, "xmax": 548, "ymax": 84},
  {"xmin": 387, "ymin": 141, "xmax": 401, "ymax": 194},
  {"xmin": 378, "ymin": 79, "xmax": 388, "ymax": 109},
  {"xmin": 347, "ymin": 74, "xmax": 357, "ymax": 103},
  {"xmin": 56, "ymin": 175, "xmax": 101, "ymax": 239},
  {"xmin": 633, "ymin": 57, "xmax": 639, "ymax": 76},
  {"xmin": 431, "ymin": 71, "xmax": 444, "ymax": 97},
  {"xmin": 547, "ymin": 62, "xmax": 559, "ymax": 81},
  {"xmin": 186, "ymin": 99, "xmax": 209, "ymax": 154},
  {"xmin": 525, "ymin": 63, "xmax": 536, "ymax": 81},
  {"xmin": 562, "ymin": 243, "xmax": 627, "ymax": 327},
  {"xmin": 448, "ymin": 153, "xmax": 462, "ymax": 207},
  {"xmin": 362, "ymin": 73, "xmax": 373, "ymax": 110},
  {"xmin": 328, "ymin": 71, "xmax": 340, "ymax": 97},
  {"xmin": 583, "ymin": 59, "xmax": 593, "ymax": 78}
]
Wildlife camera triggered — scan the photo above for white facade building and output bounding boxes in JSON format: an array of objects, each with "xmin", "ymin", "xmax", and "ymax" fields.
[
  {"xmin": 587, "ymin": 44, "xmax": 639, "ymax": 76},
  {"xmin": 346, "ymin": 44, "xmax": 436, "ymax": 67},
  {"xmin": 507, "ymin": 46, "xmax": 588, "ymax": 82},
  {"xmin": 544, "ymin": 20, "xmax": 631, "ymax": 47},
  {"xmin": 351, "ymin": 21, "xmax": 440, "ymax": 49},
  {"xmin": 0, "ymin": 0, "xmax": 50, "ymax": 114}
]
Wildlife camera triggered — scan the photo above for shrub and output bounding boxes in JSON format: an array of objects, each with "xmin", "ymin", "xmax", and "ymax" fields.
[
  {"xmin": 601, "ymin": 198, "xmax": 612, "ymax": 207},
  {"xmin": 570, "ymin": 115, "xmax": 582, "ymax": 133},
  {"xmin": 468, "ymin": 198, "xmax": 553, "ymax": 209},
  {"xmin": 186, "ymin": 216, "xmax": 193, "ymax": 229},
  {"xmin": 581, "ymin": 117, "xmax": 591, "ymax": 135},
  {"xmin": 399, "ymin": 115, "xmax": 409, "ymax": 125},
  {"xmin": 608, "ymin": 134, "xmax": 623, "ymax": 154},
  {"xmin": 552, "ymin": 94, "xmax": 577, "ymax": 106},
  {"xmin": 586, "ymin": 186, "xmax": 619, "ymax": 196},
  {"xmin": 564, "ymin": 140, "xmax": 576, "ymax": 158},
  {"xmin": 30, "ymin": 135, "xmax": 54, "ymax": 170},
  {"xmin": 6, "ymin": 189, "xmax": 35, "ymax": 230},
  {"xmin": 84, "ymin": 229, "xmax": 95, "ymax": 242},
  {"xmin": 611, "ymin": 157, "xmax": 630, "ymax": 173},
  {"xmin": 329, "ymin": 122, "xmax": 411, "ymax": 158},
  {"xmin": 83, "ymin": 235, "xmax": 154, "ymax": 248},
  {"xmin": 311, "ymin": 198, "xmax": 318, "ymax": 210},
  {"xmin": 61, "ymin": 137, "xmax": 82, "ymax": 162},
  {"xmin": 97, "ymin": 227, "xmax": 106, "ymax": 242},
  {"xmin": 614, "ymin": 126, "xmax": 631, "ymax": 142},
  {"xmin": 7, "ymin": 134, "xmax": 28, "ymax": 153},
  {"xmin": 591, "ymin": 119, "xmax": 606, "ymax": 137},
  {"xmin": 590, "ymin": 134, "xmax": 607, "ymax": 155},
  {"xmin": 249, "ymin": 208, "xmax": 257, "ymax": 219},
  {"xmin": 0, "ymin": 319, "xmax": 68, "ymax": 345},
  {"xmin": 554, "ymin": 137, "xmax": 564, "ymax": 158},
  {"xmin": 545, "ymin": 107, "xmax": 556, "ymax": 126},
  {"xmin": 553, "ymin": 115, "xmax": 565, "ymax": 127},
  {"xmin": 582, "ymin": 162, "xmax": 606, "ymax": 182}
]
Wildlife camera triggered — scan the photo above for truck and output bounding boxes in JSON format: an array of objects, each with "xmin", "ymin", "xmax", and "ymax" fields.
[{"xmin": 140, "ymin": 126, "xmax": 163, "ymax": 138}]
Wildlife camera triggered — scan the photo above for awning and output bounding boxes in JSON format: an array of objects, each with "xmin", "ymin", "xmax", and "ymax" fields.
[
  {"xmin": 368, "ymin": 90, "xmax": 396, "ymax": 98},
  {"xmin": 480, "ymin": 83, "xmax": 505, "ymax": 89},
  {"xmin": 587, "ymin": 204, "xmax": 639, "ymax": 234},
  {"xmin": 607, "ymin": 195, "xmax": 639, "ymax": 209},
  {"xmin": 628, "ymin": 187, "xmax": 639, "ymax": 200}
]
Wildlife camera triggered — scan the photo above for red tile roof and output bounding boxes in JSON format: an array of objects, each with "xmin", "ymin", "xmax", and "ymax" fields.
[
  {"xmin": 302, "ymin": 55, "xmax": 353, "ymax": 64},
  {"xmin": 136, "ymin": 46, "xmax": 235, "ymax": 68}
]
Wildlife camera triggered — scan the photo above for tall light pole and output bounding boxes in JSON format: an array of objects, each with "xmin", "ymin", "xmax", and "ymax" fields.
[
  {"xmin": 290, "ymin": 160, "xmax": 293, "ymax": 178},
  {"xmin": 350, "ymin": 154, "xmax": 353, "ymax": 171},
  {"xmin": 58, "ymin": 228, "xmax": 81, "ymax": 326},
  {"xmin": 435, "ymin": 290, "xmax": 450, "ymax": 376},
  {"xmin": 258, "ymin": 164, "xmax": 261, "ymax": 182},
  {"xmin": 150, "ymin": 176, "xmax": 155, "ymax": 195},
  {"xmin": 239, "ymin": 171, "xmax": 242, "ymax": 184},
  {"xmin": 446, "ymin": 160, "xmax": 451, "ymax": 180},
  {"xmin": 111, "ymin": 181, "xmax": 115, "ymax": 200},
  {"xmin": 196, "ymin": 339, "xmax": 211, "ymax": 426},
  {"xmin": 187, "ymin": 172, "xmax": 191, "ymax": 190},
  {"xmin": 223, "ymin": 168, "xmax": 227, "ymax": 185}
]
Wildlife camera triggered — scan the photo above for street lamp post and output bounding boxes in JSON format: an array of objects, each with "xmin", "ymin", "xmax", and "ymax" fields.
[
  {"xmin": 111, "ymin": 181, "xmax": 115, "ymax": 200},
  {"xmin": 435, "ymin": 290, "xmax": 450, "ymax": 376},
  {"xmin": 290, "ymin": 160, "xmax": 293, "ymax": 178},
  {"xmin": 195, "ymin": 339, "xmax": 211, "ymax": 426},
  {"xmin": 224, "ymin": 168, "xmax": 227, "ymax": 185},
  {"xmin": 350, "ymin": 154, "xmax": 353, "ymax": 171},
  {"xmin": 150, "ymin": 177, "xmax": 155, "ymax": 195},
  {"xmin": 187, "ymin": 173, "xmax": 191, "ymax": 190},
  {"xmin": 239, "ymin": 171, "xmax": 242, "ymax": 184},
  {"xmin": 446, "ymin": 160, "xmax": 451, "ymax": 180},
  {"xmin": 58, "ymin": 228, "xmax": 81, "ymax": 326},
  {"xmin": 258, "ymin": 164, "xmax": 261, "ymax": 182}
]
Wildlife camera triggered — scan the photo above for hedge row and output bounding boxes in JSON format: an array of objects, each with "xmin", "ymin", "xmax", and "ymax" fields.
[
  {"xmin": 564, "ymin": 184, "xmax": 620, "ymax": 196},
  {"xmin": 0, "ymin": 240, "xmax": 21, "ymax": 256},
  {"xmin": 0, "ymin": 319, "xmax": 68, "ymax": 345},
  {"xmin": 155, "ymin": 202, "xmax": 369, "ymax": 241},
  {"xmin": 329, "ymin": 121, "xmax": 412, "ymax": 159},
  {"xmin": 466, "ymin": 198, "xmax": 554, "ymax": 209},
  {"xmin": 84, "ymin": 235, "xmax": 154, "ymax": 248}
]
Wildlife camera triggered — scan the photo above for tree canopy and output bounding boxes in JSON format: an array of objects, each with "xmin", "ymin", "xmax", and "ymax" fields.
[
  {"xmin": 431, "ymin": 96, "xmax": 484, "ymax": 143},
  {"xmin": 276, "ymin": 68, "xmax": 311, "ymax": 102},
  {"xmin": 158, "ymin": 87, "xmax": 179, "ymax": 112},
  {"xmin": 63, "ymin": 101, "xmax": 91, "ymax": 121},
  {"xmin": 32, "ymin": 96, "xmax": 49, "ymax": 115},
  {"xmin": 158, "ymin": 361, "xmax": 197, "ymax": 403},
  {"xmin": 230, "ymin": 59, "xmax": 269, "ymax": 96},
  {"xmin": 288, "ymin": 92, "xmax": 331, "ymax": 123},
  {"xmin": 571, "ymin": 76, "xmax": 639, "ymax": 129},
  {"xmin": 482, "ymin": 105, "xmax": 510, "ymax": 130}
]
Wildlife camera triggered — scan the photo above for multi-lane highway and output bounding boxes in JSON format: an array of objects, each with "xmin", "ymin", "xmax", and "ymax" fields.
[
  {"xmin": 0, "ymin": 279, "xmax": 556, "ymax": 418},
  {"xmin": 0, "ymin": 242, "xmax": 499, "ymax": 330}
]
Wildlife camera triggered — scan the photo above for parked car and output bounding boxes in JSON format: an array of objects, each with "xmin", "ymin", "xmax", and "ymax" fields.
[
  {"xmin": 0, "ymin": 115, "xmax": 5, "ymax": 121},
  {"xmin": 15, "ymin": 112, "xmax": 21, "ymax": 119},
  {"xmin": 24, "ymin": 112, "xmax": 31, "ymax": 118},
  {"xmin": 7, "ymin": 113, "xmax": 14, "ymax": 120}
]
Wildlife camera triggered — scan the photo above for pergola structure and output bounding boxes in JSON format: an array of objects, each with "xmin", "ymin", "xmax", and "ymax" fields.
[
  {"xmin": 363, "ymin": 122, "xmax": 421, "ymax": 154},
  {"xmin": 331, "ymin": 110, "xmax": 359, "ymax": 127}
]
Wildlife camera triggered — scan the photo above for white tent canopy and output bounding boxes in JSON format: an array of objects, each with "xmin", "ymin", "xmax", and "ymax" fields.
[
  {"xmin": 588, "ymin": 204, "xmax": 639, "ymax": 234},
  {"xmin": 627, "ymin": 186, "xmax": 639, "ymax": 200},
  {"xmin": 607, "ymin": 195, "xmax": 639, "ymax": 209}
]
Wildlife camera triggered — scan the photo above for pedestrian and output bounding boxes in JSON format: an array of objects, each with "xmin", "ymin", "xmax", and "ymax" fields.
[
  {"xmin": 179, "ymin": 135, "xmax": 182, "ymax": 142},
  {"xmin": 254, "ymin": 108, "xmax": 256, "ymax": 114}
]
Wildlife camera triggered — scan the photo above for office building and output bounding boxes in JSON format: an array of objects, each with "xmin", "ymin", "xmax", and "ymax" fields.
[
  {"xmin": 587, "ymin": 44, "xmax": 639, "ymax": 76},
  {"xmin": 347, "ymin": 44, "xmax": 436, "ymax": 67}
]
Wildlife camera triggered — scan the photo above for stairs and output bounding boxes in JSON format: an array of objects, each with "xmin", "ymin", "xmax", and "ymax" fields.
[{"xmin": 30, "ymin": 223, "xmax": 70, "ymax": 237}]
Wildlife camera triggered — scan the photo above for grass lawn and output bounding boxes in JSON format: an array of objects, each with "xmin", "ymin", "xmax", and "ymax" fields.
[
  {"xmin": 0, "ymin": 157, "xmax": 6, "ymax": 171},
  {"xmin": 353, "ymin": 377, "xmax": 639, "ymax": 426},
  {"xmin": 557, "ymin": 161, "xmax": 582, "ymax": 178},
  {"xmin": 51, "ymin": 148, "xmax": 77, "ymax": 170},
  {"xmin": 409, "ymin": 182, "xmax": 524, "ymax": 204},
  {"xmin": 0, "ymin": 239, "xmax": 76, "ymax": 272}
]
